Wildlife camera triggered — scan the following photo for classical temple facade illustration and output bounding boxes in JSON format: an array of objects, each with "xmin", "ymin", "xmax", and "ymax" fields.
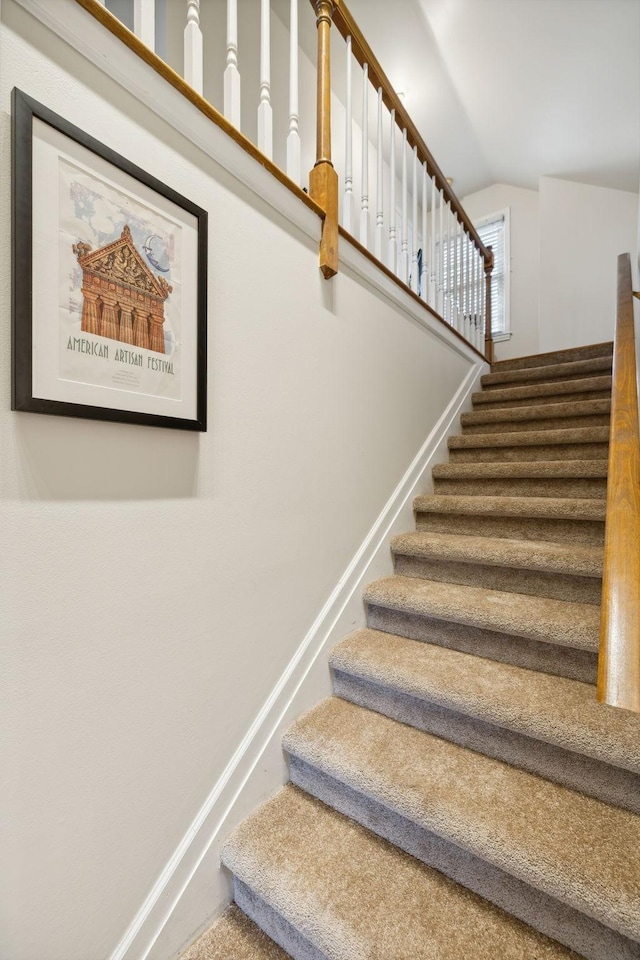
[{"xmin": 73, "ymin": 224, "xmax": 172, "ymax": 354}]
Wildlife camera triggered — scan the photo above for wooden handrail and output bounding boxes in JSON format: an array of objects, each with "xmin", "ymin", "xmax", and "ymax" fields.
[
  {"xmin": 597, "ymin": 252, "xmax": 640, "ymax": 712},
  {"xmin": 329, "ymin": 0, "xmax": 491, "ymax": 266}
]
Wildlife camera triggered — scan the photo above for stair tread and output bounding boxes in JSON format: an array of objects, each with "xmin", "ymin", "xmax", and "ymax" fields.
[
  {"xmin": 481, "ymin": 356, "xmax": 612, "ymax": 389},
  {"xmin": 181, "ymin": 906, "xmax": 290, "ymax": 960},
  {"xmin": 433, "ymin": 460, "xmax": 608, "ymax": 479},
  {"xmin": 330, "ymin": 628, "xmax": 640, "ymax": 774},
  {"xmin": 222, "ymin": 784, "xmax": 580, "ymax": 959},
  {"xmin": 283, "ymin": 698, "xmax": 640, "ymax": 942},
  {"xmin": 462, "ymin": 398, "xmax": 611, "ymax": 426},
  {"xmin": 472, "ymin": 376, "xmax": 612, "ymax": 405},
  {"xmin": 364, "ymin": 575, "xmax": 599, "ymax": 650},
  {"xmin": 491, "ymin": 342, "xmax": 613, "ymax": 373},
  {"xmin": 391, "ymin": 531, "xmax": 603, "ymax": 577},
  {"xmin": 450, "ymin": 426, "xmax": 610, "ymax": 449},
  {"xmin": 413, "ymin": 494, "xmax": 606, "ymax": 520}
]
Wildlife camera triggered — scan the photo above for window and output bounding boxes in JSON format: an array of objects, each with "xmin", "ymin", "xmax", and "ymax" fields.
[{"xmin": 475, "ymin": 209, "xmax": 510, "ymax": 339}]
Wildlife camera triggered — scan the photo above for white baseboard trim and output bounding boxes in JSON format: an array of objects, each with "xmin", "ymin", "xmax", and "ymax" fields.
[{"xmin": 108, "ymin": 359, "xmax": 485, "ymax": 960}]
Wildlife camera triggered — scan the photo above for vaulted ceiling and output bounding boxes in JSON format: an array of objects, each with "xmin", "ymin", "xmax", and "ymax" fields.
[{"xmin": 345, "ymin": 0, "xmax": 640, "ymax": 197}]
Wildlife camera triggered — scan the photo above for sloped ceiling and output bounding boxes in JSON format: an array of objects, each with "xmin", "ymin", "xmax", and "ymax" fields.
[{"xmin": 345, "ymin": 0, "xmax": 640, "ymax": 197}]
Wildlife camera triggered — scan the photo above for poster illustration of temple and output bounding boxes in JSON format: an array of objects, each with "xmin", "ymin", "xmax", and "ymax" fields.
[{"xmin": 73, "ymin": 224, "xmax": 172, "ymax": 354}]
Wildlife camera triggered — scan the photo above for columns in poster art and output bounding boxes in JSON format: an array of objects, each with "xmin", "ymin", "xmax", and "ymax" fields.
[{"xmin": 80, "ymin": 290, "xmax": 101, "ymax": 336}]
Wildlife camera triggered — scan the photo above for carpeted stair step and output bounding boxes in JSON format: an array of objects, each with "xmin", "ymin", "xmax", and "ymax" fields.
[
  {"xmin": 448, "ymin": 425, "xmax": 609, "ymax": 462},
  {"xmin": 283, "ymin": 698, "xmax": 640, "ymax": 960},
  {"xmin": 391, "ymin": 531, "xmax": 602, "ymax": 603},
  {"xmin": 472, "ymin": 375, "xmax": 612, "ymax": 411},
  {"xmin": 221, "ymin": 784, "xmax": 582, "ymax": 960},
  {"xmin": 364, "ymin": 575, "xmax": 599, "ymax": 681},
  {"xmin": 181, "ymin": 905, "xmax": 291, "ymax": 959},
  {"xmin": 432, "ymin": 459, "xmax": 607, "ymax": 498},
  {"xmin": 481, "ymin": 355, "xmax": 612, "ymax": 390},
  {"xmin": 490, "ymin": 341, "xmax": 613, "ymax": 374},
  {"xmin": 414, "ymin": 494, "xmax": 606, "ymax": 545},
  {"xmin": 330, "ymin": 629, "xmax": 640, "ymax": 814},
  {"xmin": 461, "ymin": 398, "xmax": 611, "ymax": 435}
]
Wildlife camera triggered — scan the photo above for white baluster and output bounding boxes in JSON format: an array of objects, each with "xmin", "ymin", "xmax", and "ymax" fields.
[
  {"xmin": 465, "ymin": 236, "xmax": 471, "ymax": 342},
  {"xmin": 444, "ymin": 201, "xmax": 451, "ymax": 322},
  {"xmin": 410, "ymin": 145, "xmax": 418, "ymax": 293},
  {"xmin": 343, "ymin": 36, "xmax": 353, "ymax": 232},
  {"xmin": 184, "ymin": 0, "xmax": 203, "ymax": 95},
  {"xmin": 258, "ymin": 0, "xmax": 273, "ymax": 158},
  {"xmin": 388, "ymin": 111, "xmax": 397, "ymax": 272},
  {"xmin": 400, "ymin": 128, "xmax": 408, "ymax": 283},
  {"xmin": 286, "ymin": 0, "xmax": 301, "ymax": 183},
  {"xmin": 224, "ymin": 0, "xmax": 241, "ymax": 128},
  {"xmin": 360, "ymin": 63, "xmax": 369, "ymax": 248},
  {"xmin": 482, "ymin": 254, "xmax": 487, "ymax": 345},
  {"xmin": 430, "ymin": 177, "xmax": 436, "ymax": 303},
  {"xmin": 476, "ymin": 250, "xmax": 484, "ymax": 353},
  {"xmin": 375, "ymin": 88, "xmax": 384, "ymax": 260},
  {"xmin": 420, "ymin": 162, "xmax": 428, "ymax": 302},
  {"xmin": 471, "ymin": 247, "xmax": 477, "ymax": 348},
  {"xmin": 461, "ymin": 230, "xmax": 467, "ymax": 338},
  {"xmin": 477, "ymin": 250, "xmax": 482, "ymax": 349},
  {"xmin": 453, "ymin": 218, "xmax": 460, "ymax": 330},
  {"xmin": 438, "ymin": 188, "xmax": 444, "ymax": 316},
  {"xmin": 134, "ymin": 0, "xmax": 155, "ymax": 49}
]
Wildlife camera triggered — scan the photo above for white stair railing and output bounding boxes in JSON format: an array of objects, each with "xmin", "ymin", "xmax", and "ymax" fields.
[
  {"xmin": 258, "ymin": 0, "xmax": 273, "ymax": 159},
  {"xmin": 286, "ymin": 0, "xmax": 301, "ymax": 184},
  {"xmin": 85, "ymin": 0, "xmax": 493, "ymax": 357},
  {"xmin": 224, "ymin": 0, "xmax": 241, "ymax": 129},
  {"xmin": 184, "ymin": 0, "xmax": 203, "ymax": 95},
  {"xmin": 133, "ymin": 0, "xmax": 154, "ymax": 49}
]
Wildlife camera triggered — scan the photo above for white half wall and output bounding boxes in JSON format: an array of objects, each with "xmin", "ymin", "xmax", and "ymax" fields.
[
  {"xmin": 0, "ymin": 3, "xmax": 483, "ymax": 960},
  {"xmin": 538, "ymin": 176, "xmax": 639, "ymax": 353},
  {"xmin": 461, "ymin": 183, "xmax": 540, "ymax": 362}
]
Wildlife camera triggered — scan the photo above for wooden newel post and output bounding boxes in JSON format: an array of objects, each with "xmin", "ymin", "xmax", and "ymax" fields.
[
  {"xmin": 309, "ymin": 0, "xmax": 339, "ymax": 279},
  {"xmin": 484, "ymin": 248, "xmax": 494, "ymax": 363}
]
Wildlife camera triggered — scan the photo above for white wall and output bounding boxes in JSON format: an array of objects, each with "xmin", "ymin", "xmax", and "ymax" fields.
[
  {"xmin": 538, "ymin": 176, "xmax": 639, "ymax": 353},
  {"xmin": 0, "ymin": 3, "xmax": 481, "ymax": 960},
  {"xmin": 461, "ymin": 183, "xmax": 540, "ymax": 362}
]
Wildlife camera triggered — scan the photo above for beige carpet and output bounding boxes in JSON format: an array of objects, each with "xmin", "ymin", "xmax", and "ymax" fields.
[{"xmin": 181, "ymin": 341, "xmax": 640, "ymax": 960}]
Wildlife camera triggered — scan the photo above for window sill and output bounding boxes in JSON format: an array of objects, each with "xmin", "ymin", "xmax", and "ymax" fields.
[{"xmin": 491, "ymin": 332, "xmax": 512, "ymax": 342}]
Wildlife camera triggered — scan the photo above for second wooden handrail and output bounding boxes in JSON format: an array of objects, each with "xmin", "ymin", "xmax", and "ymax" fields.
[{"xmin": 597, "ymin": 252, "xmax": 640, "ymax": 712}]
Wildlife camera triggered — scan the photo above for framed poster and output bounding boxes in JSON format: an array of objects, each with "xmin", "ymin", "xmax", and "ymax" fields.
[{"xmin": 12, "ymin": 88, "xmax": 207, "ymax": 430}]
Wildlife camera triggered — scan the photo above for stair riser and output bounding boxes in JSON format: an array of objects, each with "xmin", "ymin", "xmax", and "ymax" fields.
[
  {"xmin": 288, "ymin": 757, "xmax": 636, "ymax": 960},
  {"xmin": 333, "ymin": 672, "xmax": 640, "ymax": 815},
  {"xmin": 481, "ymin": 365, "xmax": 612, "ymax": 390},
  {"xmin": 433, "ymin": 478, "xmax": 607, "ymax": 498},
  {"xmin": 415, "ymin": 511, "xmax": 605, "ymax": 545},
  {"xmin": 366, "ymin": 604, "xmax": 598, "ymax": 682},
  {"xmin": 474, "ymin": 390, "xmax": 611, "ymax": 410},
  {"xmin": 233, "ymin": 880, "xmax": 326, "ymax": 960},
  {"xmin": 393, "ymin": 554, "xmax": 602, "ymax": 604},
  {"xmin": 491, "ymin": 343, "xmax": 613, "ymax": 373},
  {"xmin": 449, "ymin": 443, "xmax": 609, "ymax": 463},
  {"xmin": 462, "ymin": 415, "xmax": 611, "ymax": 435}
]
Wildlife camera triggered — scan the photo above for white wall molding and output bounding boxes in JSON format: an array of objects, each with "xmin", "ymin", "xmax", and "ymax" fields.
[{"xmin": 110, "ymin": 357, "xmax": 485, "ymax": 960}]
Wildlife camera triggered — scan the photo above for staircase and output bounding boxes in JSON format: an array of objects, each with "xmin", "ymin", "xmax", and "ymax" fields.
[{"xmin": 183, "ymin": 341, "xmax": 640, "ymax": 960}]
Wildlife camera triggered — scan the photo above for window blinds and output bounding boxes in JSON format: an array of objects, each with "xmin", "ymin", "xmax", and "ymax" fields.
[{"xmin": 477, "ymin": 215, "xmax": 506, "ymax": 335}]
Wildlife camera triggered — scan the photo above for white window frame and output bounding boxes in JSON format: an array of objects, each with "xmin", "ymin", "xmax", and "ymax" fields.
[{"xmin": 474, "ymin": 207, "xmax": 511, "ymax": 341}]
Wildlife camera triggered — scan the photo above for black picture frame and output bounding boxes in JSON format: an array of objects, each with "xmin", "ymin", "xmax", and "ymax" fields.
[{"xmin": 12, "ymin": 88, "xmax": 208, "ymax": 431}]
